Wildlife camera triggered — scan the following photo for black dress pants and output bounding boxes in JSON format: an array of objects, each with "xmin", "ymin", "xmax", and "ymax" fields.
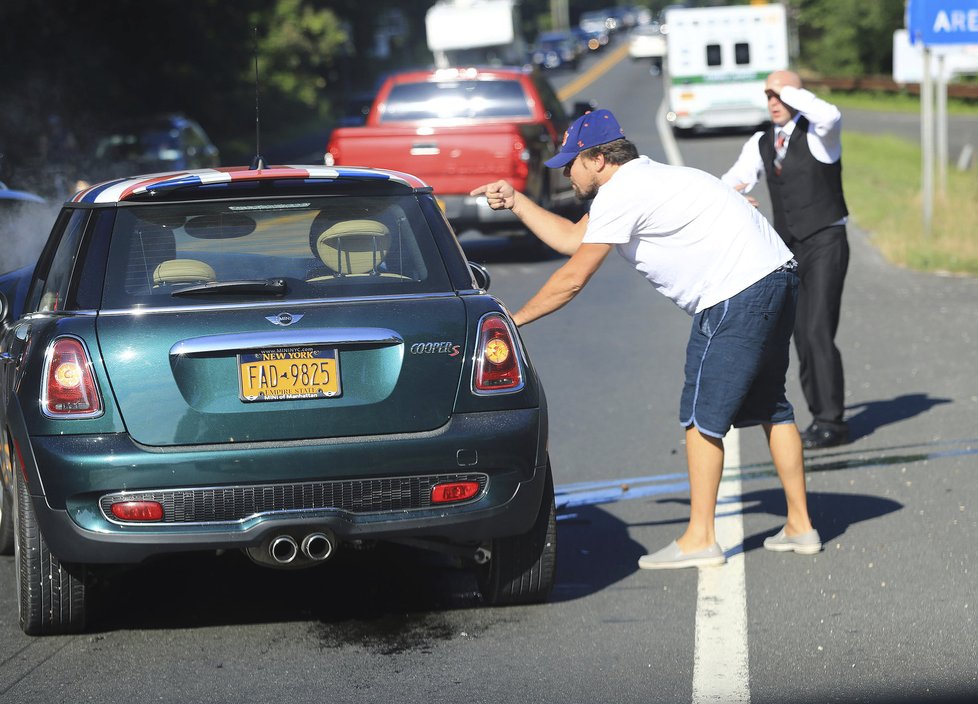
[{"xmin": 789, "ymin": 225, "xmax": 849, "ymax": 428}]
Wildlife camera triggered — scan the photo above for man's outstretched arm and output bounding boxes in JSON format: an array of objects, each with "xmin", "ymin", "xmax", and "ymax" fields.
[
  {"xmin": 470, "ymin": 179, "xmax": 588, "ymax": 256},
  {"xmin": 511, "ymin": 242, "xmax": 613, "ymax": 326}
]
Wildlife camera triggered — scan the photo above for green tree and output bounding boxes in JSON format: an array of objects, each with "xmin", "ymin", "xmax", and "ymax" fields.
[
  {"xmin": 788, "ymin": 0, "xmax": 905, "ymax": 77},
  {"xmin": 254, "ymin": 1, "xmax": 349, "ymax": 112},
  {"xmin": 245, "ymin": 0, "xmax": 357, "ymax": 150},
  {"xmin": 0, "ymin": 0, "xmax": 410, "ymax": 169}
]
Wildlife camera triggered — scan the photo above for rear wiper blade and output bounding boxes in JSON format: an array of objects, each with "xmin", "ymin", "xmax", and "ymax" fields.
[{"xmin": 170, "ymin": 279, "xmax": 288, "ymax": 297}]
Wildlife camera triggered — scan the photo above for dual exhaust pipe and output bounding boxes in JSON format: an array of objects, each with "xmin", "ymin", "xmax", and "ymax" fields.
[
  {"xmin": 246, "ymin": 530, "xmax": 336, "ymax": 569},
  {"xmin": 269, "ymin": 531, "xmax": 335, "ymax": 564}
]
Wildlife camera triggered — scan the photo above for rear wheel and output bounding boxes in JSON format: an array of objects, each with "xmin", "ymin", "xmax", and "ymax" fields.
[
  {"xmin": 15, "ymin": 468, "xmax": 88, "ymax": 635},
  {"xmin": 477, "ymin": 465, "xmax": 557, "ymax": 605},
  {"xmin": 0, "ymin": 435, "xmax": 14, "ymax": 555},
  {"xmin": 0, "ymin": 481, "xmax": 13, "ymax": 555}
]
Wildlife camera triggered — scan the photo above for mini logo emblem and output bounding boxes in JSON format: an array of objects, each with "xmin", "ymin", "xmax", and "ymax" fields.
[{"xmin": 266, "ymin": 312, "xmax": 303, "ymax": 327}]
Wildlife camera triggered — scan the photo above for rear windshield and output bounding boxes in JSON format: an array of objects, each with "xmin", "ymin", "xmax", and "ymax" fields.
[
  {"xmin": 380, "ymin": 79, "xmax": 532, "ymax": 121},
  {"xmin": 100, "ymin": 194, "xmax": 453, "ymax": 309}
]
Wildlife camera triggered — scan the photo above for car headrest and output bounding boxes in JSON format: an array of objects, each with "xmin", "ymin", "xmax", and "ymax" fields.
[
  {"xmin": 315, "ymin": 219, "xmax": 390, "ymax": 276},
  {"xmin": 153, "ymin": 259, "xmax": 217, "ymax": 286}
]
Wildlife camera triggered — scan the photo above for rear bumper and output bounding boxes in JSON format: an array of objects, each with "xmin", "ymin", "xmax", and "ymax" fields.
[
  {"xmin": 437, "ymin": 194, "xmax": 524, "ymax": 234},
  {"xmin": 438, "ymin": 191, "xmax": 582, "ymax": 236},
  {"xmin": 23, "ymin": 408, "xmax": 548, "ymax": 564}
]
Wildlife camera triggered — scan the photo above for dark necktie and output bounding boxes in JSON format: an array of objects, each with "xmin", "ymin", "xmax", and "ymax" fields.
[{"xmin": 773, "ymin": 130, "xmax": 787, "ymax": 175}]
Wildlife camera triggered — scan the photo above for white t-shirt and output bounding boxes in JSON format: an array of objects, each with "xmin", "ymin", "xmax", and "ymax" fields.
[{"xmin": 582, "ymin": 156, "xmax": 793, "ymax": 315}]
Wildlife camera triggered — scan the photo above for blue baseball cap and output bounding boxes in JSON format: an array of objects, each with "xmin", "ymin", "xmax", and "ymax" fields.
[{"xmin": 545, "ymin": 109, "xmax": 626, "ymax": 169}]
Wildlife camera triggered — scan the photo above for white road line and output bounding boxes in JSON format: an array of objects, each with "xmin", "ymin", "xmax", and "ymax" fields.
[
  {"xmin": 692, "ymin": 429, "xmax": 750, "ymax": 704},
  {"xmin": 656, "ymin": 98, "xmax": 684, "ymax": 167},
  {"xmin": 654, "ymin": 95, "xmax": 751, "ymax": 704}
]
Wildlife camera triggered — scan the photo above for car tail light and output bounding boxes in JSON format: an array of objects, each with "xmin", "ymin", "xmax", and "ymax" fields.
[
  {"xmin": 42, "ymin": 337, "xmax": 103, "ymax": 418},
  {"xmin": 431, "ymin": 481, "xmax": 481, "ymax": 504},
  {"xmin": 110, "ymin": 501, "xmax": 164, "ymax": 522},
  {"xmin": 473, "ymin": 314, "xmax": 524, "ymax": 393}
]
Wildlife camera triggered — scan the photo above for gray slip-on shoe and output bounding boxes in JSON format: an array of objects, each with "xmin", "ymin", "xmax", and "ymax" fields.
[
  {"xmin": 763, "ymin": 527, "xmax": 822, "ymax": 555},
  {"xmin": 637, "ymin": 540, "xmax": 726, "ymax": 570}
]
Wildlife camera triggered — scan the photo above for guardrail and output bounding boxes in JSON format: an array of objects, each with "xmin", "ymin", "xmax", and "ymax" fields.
[{"xmin": 805, "ymin": 75, "xmax": 978, "ymax": 100}]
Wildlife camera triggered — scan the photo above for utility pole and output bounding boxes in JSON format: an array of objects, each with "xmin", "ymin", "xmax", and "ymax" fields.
[{"xmin": 550, "ymin": 0, "xmax": 569, "ymax": 31}]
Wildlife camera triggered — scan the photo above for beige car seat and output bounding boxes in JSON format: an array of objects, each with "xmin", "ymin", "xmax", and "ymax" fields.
[
  {"xmin": 152, "ymin": 259, "xmax": 217, "ymax": 286},
  {"xmin": 309, "ymin": 219, "xmax": 399, "ymax": 281}
]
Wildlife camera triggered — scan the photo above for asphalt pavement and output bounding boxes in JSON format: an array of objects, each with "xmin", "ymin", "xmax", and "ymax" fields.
[{"xmin": 1, "ymin": 46, "xmax": 977, "ymax": 704}]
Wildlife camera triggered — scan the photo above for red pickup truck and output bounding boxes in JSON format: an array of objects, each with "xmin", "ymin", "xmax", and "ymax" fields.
[{"xmin": 325, "ymin": 67, "xmax": 583, "ymax": 242}]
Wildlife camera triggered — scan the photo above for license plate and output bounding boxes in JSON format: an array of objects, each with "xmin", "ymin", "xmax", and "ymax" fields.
[{"xmin": 238, "ymin": 347, "xmax": 341, "ymax": 402}]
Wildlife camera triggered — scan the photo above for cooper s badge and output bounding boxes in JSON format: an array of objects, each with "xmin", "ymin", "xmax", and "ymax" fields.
[{"xmin": 410, "ymin": 341, "xmax": 461, "ymax": 357}]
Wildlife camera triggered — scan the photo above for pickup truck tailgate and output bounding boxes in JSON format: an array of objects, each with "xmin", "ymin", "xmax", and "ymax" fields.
[{"xmin": 328, "ymin": 123, "xmax": 536, "ymax": 194}]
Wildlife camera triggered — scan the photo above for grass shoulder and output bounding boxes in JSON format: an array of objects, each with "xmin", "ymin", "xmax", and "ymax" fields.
[
  {"xmin": 842, "ymin": 131, "xmax": 978, "ymax": 275},
  {"xmin": 814, "ymin": 89, "xmax": 978, "ymax": 117}
]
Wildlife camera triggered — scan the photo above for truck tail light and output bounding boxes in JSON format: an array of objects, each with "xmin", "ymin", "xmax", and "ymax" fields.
[
  {"xmin": 324, "ymin": 142, "xmax": 339, "ymax": 166},
  {"xmin": 42, "ymin": 337, "xmax": 103, "ymax": 418},
  {"xmin": 473, "ymin": 314, "xmax": 523, "ymax": 393},
  {"xmin": 513, "ymin": 139, "xmax": 529, "ymax": 181}
]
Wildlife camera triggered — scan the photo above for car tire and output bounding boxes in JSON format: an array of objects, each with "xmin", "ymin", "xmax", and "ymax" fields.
[
  {"xmin": 477, "ymin": 464, "xmax": 557, "ymax": 606},
  {"xmin": 0, "ymin": 482, "xmax": 14, "ymax": 555},
  {"xmin": 520, "ymin": 232, "xmax": 556, "ymax": 260},
  {"xmin": 521, "ymin": 176, "xmax": 557, "ymax": 260},
  {"xmin": 15, "ymin": 469, "xmax": 88, "ymax": 635}
]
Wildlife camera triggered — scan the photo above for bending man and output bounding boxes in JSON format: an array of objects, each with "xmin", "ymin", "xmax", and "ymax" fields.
[{"xmin": 471, "ymin": 109, "xmax": 821, "ymax": 568}]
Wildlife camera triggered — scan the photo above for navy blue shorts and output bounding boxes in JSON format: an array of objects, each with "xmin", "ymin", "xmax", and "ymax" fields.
[{"xmin": 680, "ymin": 266, "xmax": 799, "ymax": 438}]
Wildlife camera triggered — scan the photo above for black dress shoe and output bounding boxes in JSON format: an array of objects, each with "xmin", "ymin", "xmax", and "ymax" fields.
[{"xmin": 802, "ymin": 422, "xmax": 849, "ymax": 449}]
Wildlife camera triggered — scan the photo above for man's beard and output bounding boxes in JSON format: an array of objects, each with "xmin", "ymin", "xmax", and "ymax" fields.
[{"xmin": 573, "ymin": 178, "xmax": 598, "ymax": 201}]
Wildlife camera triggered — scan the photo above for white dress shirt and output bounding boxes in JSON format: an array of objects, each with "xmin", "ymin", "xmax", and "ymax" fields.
[{"xmin": 721, "ymin": 85, "xmax": 844, "ymax": 194}]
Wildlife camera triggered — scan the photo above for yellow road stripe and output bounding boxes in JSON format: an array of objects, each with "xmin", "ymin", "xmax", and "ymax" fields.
[{"xmin": 557, "ymin": 42, "xmax": 630, "ymax": 102}]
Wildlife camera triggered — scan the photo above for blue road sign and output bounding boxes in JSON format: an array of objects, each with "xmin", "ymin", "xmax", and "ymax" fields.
[{"xmin": 908, "ymin": 0, "xmax": 978, "ymax": 45}]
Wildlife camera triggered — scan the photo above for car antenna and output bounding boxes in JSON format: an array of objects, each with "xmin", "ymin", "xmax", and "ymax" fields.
[{"xmin": 250, "ymin": 26, "xmax": 266, "ymax": 170}]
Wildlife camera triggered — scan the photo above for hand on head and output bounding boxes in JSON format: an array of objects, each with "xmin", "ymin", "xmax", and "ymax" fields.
[{"xmin": 764, "ymin": 70, "xmax": 802, "ymax": 98}]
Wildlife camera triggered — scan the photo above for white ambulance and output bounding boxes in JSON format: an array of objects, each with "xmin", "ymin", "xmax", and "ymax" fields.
[{"xmin": 663, "ymin": 3, "xmax": 789, "ymax": 133}]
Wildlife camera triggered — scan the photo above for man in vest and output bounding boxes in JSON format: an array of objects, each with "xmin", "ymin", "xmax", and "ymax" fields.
[{"xmin": 722, "ymin": 70, "xmax": 850, "ymax": 449}]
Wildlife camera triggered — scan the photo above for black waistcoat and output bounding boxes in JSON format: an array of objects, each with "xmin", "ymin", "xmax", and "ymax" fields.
[{"xmin": 761, "ymin": 117, "xmax": 848, "ymax": 243}]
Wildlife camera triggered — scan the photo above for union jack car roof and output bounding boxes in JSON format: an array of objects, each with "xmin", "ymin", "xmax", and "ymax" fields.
[{"xmin": 71, "ymin": 165, "xmax": 430, "ymax": 205}]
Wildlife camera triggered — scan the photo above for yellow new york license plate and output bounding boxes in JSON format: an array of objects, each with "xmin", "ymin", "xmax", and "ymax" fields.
[{"xmin": 238, "ymin": 347, "xmax": 341, "ymax": 402}]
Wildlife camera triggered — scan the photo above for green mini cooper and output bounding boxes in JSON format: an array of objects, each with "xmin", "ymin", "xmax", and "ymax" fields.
[{"xmin": 0, "ymin": 165, "xmax": 555, "ymax": 635}]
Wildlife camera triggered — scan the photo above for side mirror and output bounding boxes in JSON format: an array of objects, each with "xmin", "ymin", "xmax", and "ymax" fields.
[{"xmin": 468, "ymin": 261, "xmax": 491, "ymax": 291}]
